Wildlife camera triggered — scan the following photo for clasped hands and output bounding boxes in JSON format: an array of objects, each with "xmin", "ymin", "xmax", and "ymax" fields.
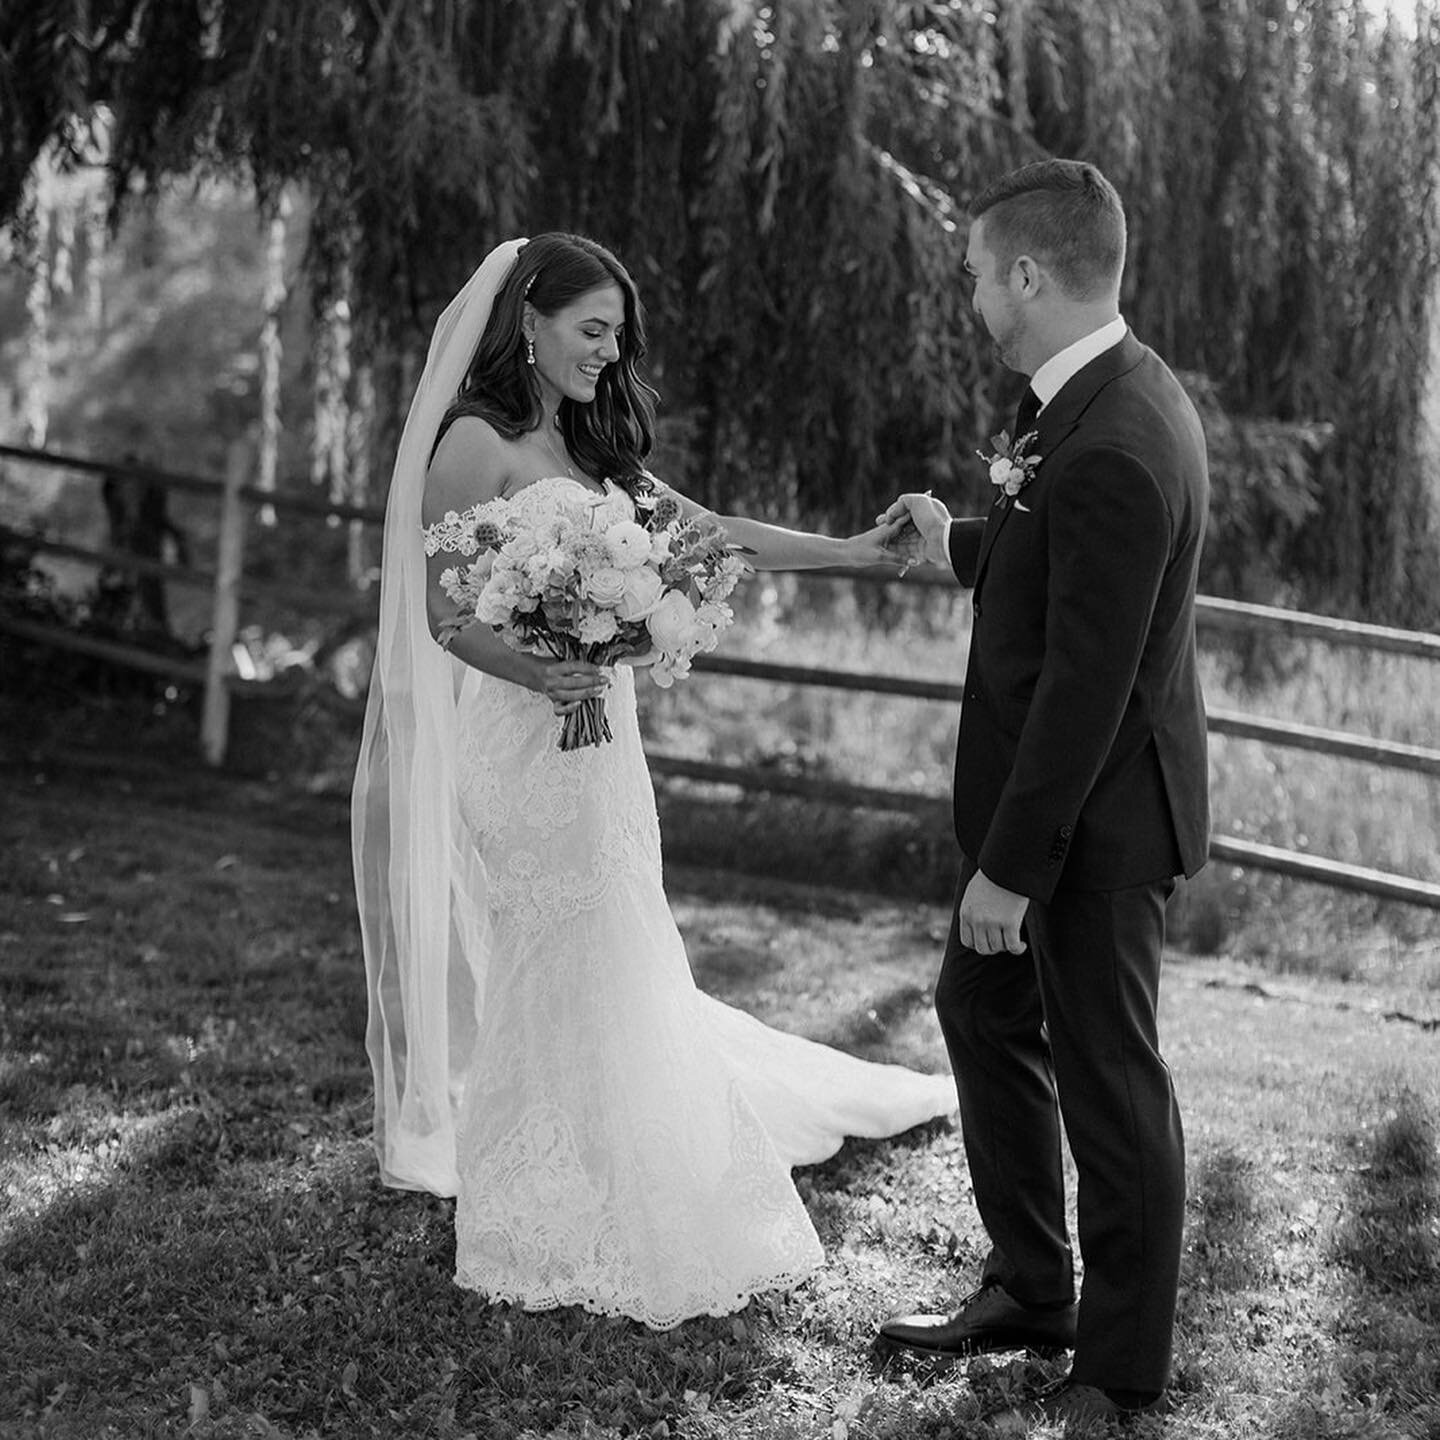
[{"xmin": 850, "ymin": 492, "xmax": 955, "ymax": 574}]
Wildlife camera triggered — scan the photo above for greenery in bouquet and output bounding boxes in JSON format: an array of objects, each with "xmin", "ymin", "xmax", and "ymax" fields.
[{"xmin": 438, "ymin": 487, "xmax": 749, "ymax": 749}]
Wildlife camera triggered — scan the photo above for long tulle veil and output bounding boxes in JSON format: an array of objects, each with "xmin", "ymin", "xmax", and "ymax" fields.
[{"xmin": 351, "ymin": 239, "xmax": 526, "ymax": 1196}]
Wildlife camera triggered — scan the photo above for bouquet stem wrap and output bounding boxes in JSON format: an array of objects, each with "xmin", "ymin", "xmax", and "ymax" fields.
[{"xmin": 547, "ymin": 637, "xmax": 616, "ymax": 751}]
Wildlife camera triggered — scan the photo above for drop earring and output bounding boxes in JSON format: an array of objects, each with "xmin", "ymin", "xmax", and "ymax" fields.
[{"xmin": 526, "ymin": 337, "xmax": 536, "ymax": 366}]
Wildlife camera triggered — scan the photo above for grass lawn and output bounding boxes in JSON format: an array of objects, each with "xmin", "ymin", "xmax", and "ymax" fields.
[{"xmin": 2, "ymin": 725, "xmax": 1438, "ymax": 1440}]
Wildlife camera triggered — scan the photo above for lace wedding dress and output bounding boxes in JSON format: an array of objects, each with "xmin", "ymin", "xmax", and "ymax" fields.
[{"xmin": 442, "ymin": 476, "xmax": 956, "ymax": 1329}]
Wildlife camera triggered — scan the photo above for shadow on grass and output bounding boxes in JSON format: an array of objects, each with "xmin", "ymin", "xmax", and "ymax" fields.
[
  {"xmin": 1321, "ymin": 1087, "xmax": 1440, "ymax": 1435},
  {"xmin": 819, "ymin": 980, "xmax": 935, "ymax": 1060},
  {"xmin": 1184, "ymin": 1146, "xmax": 1271, "ymax": 1295},
  {"xmin": 0, "ymin": 1115, "xmax": 816, "ymax": 1440},
  {"xmin": 1248, "ymin": 1087, "xmax": 1440, "ymax": 1440}
]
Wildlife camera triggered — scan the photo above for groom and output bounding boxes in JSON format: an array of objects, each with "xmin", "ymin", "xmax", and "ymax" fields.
[{"xmin": 877, "ymin": 159, "xmax": 1209, "ymax": 1424}]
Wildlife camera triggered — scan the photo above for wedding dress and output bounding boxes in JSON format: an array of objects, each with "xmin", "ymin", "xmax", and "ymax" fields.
[
  {"xmin": 441, "ymin": 475, "xmax": 956, "ymax": 1329},
  {"xmin": 352, "ymin": 239, "xmax": 956, "ymax": 1333}
]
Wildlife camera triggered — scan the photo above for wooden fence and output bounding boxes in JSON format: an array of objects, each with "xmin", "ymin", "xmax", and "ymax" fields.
[{"xmin": 3, "ymin": 442, "xmax": 1438, "ymax": 910}]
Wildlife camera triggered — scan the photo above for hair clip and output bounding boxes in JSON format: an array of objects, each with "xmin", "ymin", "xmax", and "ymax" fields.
[{"xmin": 524, "ymin": 270, "xmax": 539, "ymax": 296}]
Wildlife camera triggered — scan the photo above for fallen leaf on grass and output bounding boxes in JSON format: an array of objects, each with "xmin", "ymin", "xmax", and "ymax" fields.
[{"xmin": 188, "ymin": 1382, "xmax": 210, "ymax": 1426}]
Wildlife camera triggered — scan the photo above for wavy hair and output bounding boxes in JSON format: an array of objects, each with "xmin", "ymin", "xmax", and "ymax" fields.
[{"xmin": 438, "ymin": 233, "xmax": 659, "ymax": 498}]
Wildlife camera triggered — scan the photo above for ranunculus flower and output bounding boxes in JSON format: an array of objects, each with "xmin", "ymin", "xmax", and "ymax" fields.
[
  {"xmin": 647, "ymin": 589, "xmax": 699, "ymax": 652},
  {"xmin": 616, "ymin": 567, "xmax": 664, "ymax": 621},
  {"xmin": 603, "ymin": 520, "xmax": 653, "ymax": 570}
]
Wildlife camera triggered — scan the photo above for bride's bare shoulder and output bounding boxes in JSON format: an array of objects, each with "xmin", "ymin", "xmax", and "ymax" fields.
[{"xmin": 423, "ymin": 415, "xmax": 516, "ymax": 523}]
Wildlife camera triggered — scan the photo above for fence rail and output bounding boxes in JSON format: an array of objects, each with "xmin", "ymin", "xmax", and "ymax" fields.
[{"xmin": 3, "ymin": 442, "xmax": 1437, "ymax": 908}]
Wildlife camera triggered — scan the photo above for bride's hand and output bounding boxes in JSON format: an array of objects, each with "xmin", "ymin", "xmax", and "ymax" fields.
[
  {"xmin": 845, "ymin": 519, "xmax": 917, "ymax": 569},
  {"xmin": 535, "ymin": 658, "xmax": 610, "ymax": 715}
]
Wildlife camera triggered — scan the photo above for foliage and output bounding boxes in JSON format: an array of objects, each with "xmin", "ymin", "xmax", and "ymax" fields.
[
  {"xmin": 1180, "ymin": 371, "xmax": 1330, "ymax": 608},
  {"xmin": 1, "ymin": 0, "xmax": 1439, "ymax": 621}
]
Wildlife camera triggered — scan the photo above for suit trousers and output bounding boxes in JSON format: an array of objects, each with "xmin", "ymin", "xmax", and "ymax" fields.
[{"xmin": 935, "ymin": 851, "xmax": 1186, "ymax": 1393}]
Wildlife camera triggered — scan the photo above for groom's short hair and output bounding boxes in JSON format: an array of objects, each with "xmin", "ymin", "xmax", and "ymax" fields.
[{"xmin": 971, "ymin": 160, "xmax": 1126, "ymax": 300}]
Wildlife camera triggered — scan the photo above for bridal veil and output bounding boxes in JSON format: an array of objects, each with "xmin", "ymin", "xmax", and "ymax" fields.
[{"xmin": 351, "ymin": 239, "xmax": 526, "ymax": 1196}]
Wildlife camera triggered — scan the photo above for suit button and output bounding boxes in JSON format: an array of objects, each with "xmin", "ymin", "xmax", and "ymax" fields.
[{"xmin": 1059, "ymin": 824, "xmax": 1073, "ymax": 838}]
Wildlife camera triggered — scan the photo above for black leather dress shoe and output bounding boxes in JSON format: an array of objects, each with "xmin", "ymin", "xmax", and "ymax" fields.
[
  {"xmin": 995, "ymin": 1376, "xmax": 1168, "ymax": 1429},
  {"xmin": 875, "ymin": 1279, "xmax": 1078, "ymax": 1358}
]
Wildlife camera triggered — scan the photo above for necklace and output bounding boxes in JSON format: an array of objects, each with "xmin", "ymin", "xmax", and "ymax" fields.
[{"xmin": 539, "ymin": 418, "xmax": 576, "ymax": 479}]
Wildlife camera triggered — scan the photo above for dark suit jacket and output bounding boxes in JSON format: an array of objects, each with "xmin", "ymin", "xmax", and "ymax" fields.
[{"xmin": 947, "ymin": 331, "xmax": 1210, "ymax": 902}]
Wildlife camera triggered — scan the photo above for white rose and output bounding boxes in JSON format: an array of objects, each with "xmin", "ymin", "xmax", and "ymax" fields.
[
  {"xmin": 603, "ymin": 520, "xmax": 654, "ymax": 570},
  {"xmin": 989, "ymin": 457, "xmax": 1018, "ymax": 488},
  {"xmin": 616, "ymin": 566, "xmax": 664, "ymax": 621},
  {"xmin": 582, "ymin": 565, "xmax": 629, "ymax": 608},
  {"xmin": 647, "ymin": 589, "xmax": 700, "ymax": 653}
]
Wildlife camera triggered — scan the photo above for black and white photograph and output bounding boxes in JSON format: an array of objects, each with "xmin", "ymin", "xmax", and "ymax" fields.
[{"xmin": 2, "ymin": 3, "xmax": 1437, "ymax": 1437}]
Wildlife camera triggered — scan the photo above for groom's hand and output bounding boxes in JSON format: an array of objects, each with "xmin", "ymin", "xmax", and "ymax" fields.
[
  {"xmin": 877, "ymin": 493, "xmax": 953, "ymax": 569},
  {"xmin": 958, "ymin": 869, "xmax": 1030, "ymax": 955}
]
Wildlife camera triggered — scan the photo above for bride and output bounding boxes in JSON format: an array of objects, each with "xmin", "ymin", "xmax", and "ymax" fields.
[{"xmin": 352, "ymin": 233, "xmax": 955, "ymax": 1330}]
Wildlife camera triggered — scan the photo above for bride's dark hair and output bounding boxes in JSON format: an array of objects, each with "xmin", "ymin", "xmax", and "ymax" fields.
[{"xmin": 438, "ymin": 233, "xmax": 659, "ymax": 498}]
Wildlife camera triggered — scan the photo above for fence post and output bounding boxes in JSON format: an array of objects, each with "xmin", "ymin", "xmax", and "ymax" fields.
[{"xmin": 200, "ymin": 442, "xmax": 248, "ymax": 766}]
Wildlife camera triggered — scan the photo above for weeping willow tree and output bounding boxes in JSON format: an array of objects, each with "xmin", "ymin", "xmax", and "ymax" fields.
[{"xmin": 1, "ymin": 0, "xmax": 1437, "ymax": 621}]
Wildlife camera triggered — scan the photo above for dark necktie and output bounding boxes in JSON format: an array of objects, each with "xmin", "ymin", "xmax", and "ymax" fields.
[{"xmin": 1013, "ymin": 385, "xmax": 1041, "ymax": 438}]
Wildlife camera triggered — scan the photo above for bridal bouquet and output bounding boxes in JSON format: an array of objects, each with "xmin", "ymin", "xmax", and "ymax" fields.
[{"xmin": 439, "ymin": 488, "xmax": 749, "ymax": 750}]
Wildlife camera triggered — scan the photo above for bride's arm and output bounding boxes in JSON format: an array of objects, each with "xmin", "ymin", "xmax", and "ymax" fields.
[
  {"xmin": 651, "ymin": 477, "xmax": 904, "ymax": 572},
  {"xmin": 423, "ymin": 421, "xmax": 607, "ymax": 712}
]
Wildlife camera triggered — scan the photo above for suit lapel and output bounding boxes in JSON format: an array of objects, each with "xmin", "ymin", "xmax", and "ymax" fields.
[{"xmin": 972, "ymin": 333, "xmax": 1147, "ymax": 594}]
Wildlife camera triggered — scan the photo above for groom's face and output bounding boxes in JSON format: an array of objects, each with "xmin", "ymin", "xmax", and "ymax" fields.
[{"xmin": 965, "ymin": 218, "xmax": 1024, "ymax": 371}]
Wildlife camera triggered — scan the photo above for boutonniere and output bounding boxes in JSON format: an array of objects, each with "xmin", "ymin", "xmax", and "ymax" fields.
[{"xmin": 977, "ymin": 429, "xmax": 1042, "ymax": 509}]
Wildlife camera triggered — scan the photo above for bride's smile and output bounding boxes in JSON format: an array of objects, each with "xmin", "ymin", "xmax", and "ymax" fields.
[{"xmin": 527, "ymin": 283, "xmax": 625, "ymax": 404}]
